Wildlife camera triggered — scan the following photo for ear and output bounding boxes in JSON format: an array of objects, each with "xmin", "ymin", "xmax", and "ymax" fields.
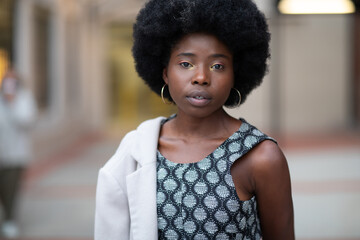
[{"xmin": 162, "ymin": 68, "xmax": 169, "ymax": 84}]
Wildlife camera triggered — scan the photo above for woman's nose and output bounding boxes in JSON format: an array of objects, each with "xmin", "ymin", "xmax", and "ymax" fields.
[{"xmin": 191, "ymin": 66, "xmax": 210, "ymax": 86}]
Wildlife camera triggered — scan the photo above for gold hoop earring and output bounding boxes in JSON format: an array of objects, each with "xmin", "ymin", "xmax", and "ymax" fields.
[
  {"xmin": 161, "ymin": 84, "xmax": 172, "ymax": 105},
  {"xmin": 226, "ymin": 88, "xmax": 241, "ymax": 108},
  {"xmin": 233, "ymin": 88, "xmax": 242, "ymax": 107}
]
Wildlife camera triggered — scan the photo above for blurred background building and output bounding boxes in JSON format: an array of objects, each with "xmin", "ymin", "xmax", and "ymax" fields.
[
  {"xmin": 0, "ymin": 0, "xmax": 360, "ymax": 239},
  {"xmin": 0, "ymin": 0, "xmax": 359, "ymax": 151}
]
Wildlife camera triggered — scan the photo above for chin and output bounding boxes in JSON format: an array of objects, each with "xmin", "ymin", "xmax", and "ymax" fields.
[{"xmin": 178, "ymin": 105, "xmax": 225, "ymax": 119}]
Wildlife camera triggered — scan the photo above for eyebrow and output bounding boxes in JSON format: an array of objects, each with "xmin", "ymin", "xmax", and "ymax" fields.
[
  {"xmin": 210, "ymin": 53, "xmax": 231, "ymax": 60},
  {"xmin": 176, "ymin": 52, "xmax": 231, "ymax": 60},
  {"xmin": 176, "ymin": 53, "xmax": 195, "ymax": 57}
]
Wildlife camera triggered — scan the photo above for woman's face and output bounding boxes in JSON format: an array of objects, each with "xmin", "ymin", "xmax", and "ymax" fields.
[{"xmin": 163, "ymin": 32, "xmax": 234, "ymax": 118}]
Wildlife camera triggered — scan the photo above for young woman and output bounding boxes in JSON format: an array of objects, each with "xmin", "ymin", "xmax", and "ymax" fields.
[{"xmin": 95, "ymin": 0, "xmax": 294, "ymax": 239}]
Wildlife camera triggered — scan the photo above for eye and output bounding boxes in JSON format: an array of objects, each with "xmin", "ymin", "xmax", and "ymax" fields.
[
  {"xmin": 180, "ymin": 62, "xmax": 193, "ymax": 69},
  {"xmin": 211, "ymin": 64, "xmax": 224, "ymax": 70}
]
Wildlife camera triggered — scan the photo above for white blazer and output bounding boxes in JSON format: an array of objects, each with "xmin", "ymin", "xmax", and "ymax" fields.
[{"xmin": 95, "ymin": 117, "xmax": 166, "ymax": 240}]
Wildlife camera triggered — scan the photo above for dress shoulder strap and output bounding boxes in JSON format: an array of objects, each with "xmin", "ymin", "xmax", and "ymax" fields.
[{"xmin": 220, "ymin": 118, "xmax": 276, "ymax": 164}]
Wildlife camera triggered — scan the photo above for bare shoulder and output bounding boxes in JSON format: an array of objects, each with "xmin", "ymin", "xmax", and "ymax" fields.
[
  {"xmin": 248, "ymin": 140, "xmax": 288, "ymax": 178},
  {"xmin": 251, "ymin": 140, "xmax": 285, "ymax": 163},
  {"xmin": 248, "ymin": 140, "xmax": 294, "ymax": 239}
]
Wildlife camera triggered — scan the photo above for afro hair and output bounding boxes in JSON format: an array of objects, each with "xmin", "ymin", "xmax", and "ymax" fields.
[{"xmin": 132, "ymin": 0, "xmax": 270, "ymax": 106}]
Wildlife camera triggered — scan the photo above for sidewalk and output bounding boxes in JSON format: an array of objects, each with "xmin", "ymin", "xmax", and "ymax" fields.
[
  {"xmin": 16, "ymin": 133, "xmax": 120, "ymax": 240},
  {"xmin": 8, "ymin": 131, "xmax": 360, "ymax": 240}
]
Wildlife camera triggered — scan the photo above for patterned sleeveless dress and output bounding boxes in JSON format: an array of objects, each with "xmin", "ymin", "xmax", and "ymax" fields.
[{"xmin": 156, "ymin": 118, "xmax": 275, "ymax": 240}]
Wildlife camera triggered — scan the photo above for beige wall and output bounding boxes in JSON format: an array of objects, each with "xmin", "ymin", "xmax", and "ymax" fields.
[
  {"xmin": 229, "ymin": 14, "xmax": 353, "ymax": 134},
  {"xmin": 278, "ymin": 15, "xmax": 352, "ymax": 133}
]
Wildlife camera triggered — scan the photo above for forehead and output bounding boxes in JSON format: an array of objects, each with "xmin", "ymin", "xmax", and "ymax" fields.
[{"xmin": 171, "ymin": 33, "xmax": 232, "ymax": 57}]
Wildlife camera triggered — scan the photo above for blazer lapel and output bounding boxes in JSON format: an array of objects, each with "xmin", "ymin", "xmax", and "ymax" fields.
[
  {"xmin": 126, "ymin": 117, "xmax": 165, "ymax": 240},
  {"xmin": 126, "ymin": 163, "xmax": 157, "ymax": 240}
]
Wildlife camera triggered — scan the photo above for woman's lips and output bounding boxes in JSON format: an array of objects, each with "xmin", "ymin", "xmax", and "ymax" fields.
[{"xmin": 186, "ymin": 91, "xmax": 212, "ymax": 107}]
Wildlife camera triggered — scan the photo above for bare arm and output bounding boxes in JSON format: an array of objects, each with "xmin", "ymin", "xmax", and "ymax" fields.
[{"xmin": 252, "ymin": 141, "xmax": 294, "ymax": 239}]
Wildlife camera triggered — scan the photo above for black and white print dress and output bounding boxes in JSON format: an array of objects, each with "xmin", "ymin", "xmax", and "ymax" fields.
[{"xmin": 156, "ymin": 118, "xmax": 275, "ymax": 240}]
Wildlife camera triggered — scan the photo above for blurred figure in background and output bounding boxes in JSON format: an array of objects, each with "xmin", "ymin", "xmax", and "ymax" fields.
[{"xmin": 0, "ymin": 69, "xmax": 37, "ymax": 239}]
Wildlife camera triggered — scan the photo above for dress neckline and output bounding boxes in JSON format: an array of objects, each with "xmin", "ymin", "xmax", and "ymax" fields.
[{"xmin": 157, "ymin": 117, "xmax": 249, "ymax": 165}]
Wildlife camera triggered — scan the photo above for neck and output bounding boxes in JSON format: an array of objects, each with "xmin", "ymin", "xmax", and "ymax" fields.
[{"xmin": 169, "ymin": 108, "xmax": 238, "ymax": 139}]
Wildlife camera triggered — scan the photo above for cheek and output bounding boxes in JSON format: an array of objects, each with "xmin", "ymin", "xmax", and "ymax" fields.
[
  {"xmin": 223, "ymin": 87, "xmax": 233, "ymax": 100},
  {"xmin": 166, "ymin": 76, "xmax": 182, "ymax": 99},
  {"xmin": 218, "ymin": 77, "xmax": 234, "ymax": 99},
  {"xmin": 216, "ymin": 74, "xmax": 234, "ymax": 89},
  {"xmin": 167, "ymin": 69, "xmax": 189, "ymax": 88}
]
